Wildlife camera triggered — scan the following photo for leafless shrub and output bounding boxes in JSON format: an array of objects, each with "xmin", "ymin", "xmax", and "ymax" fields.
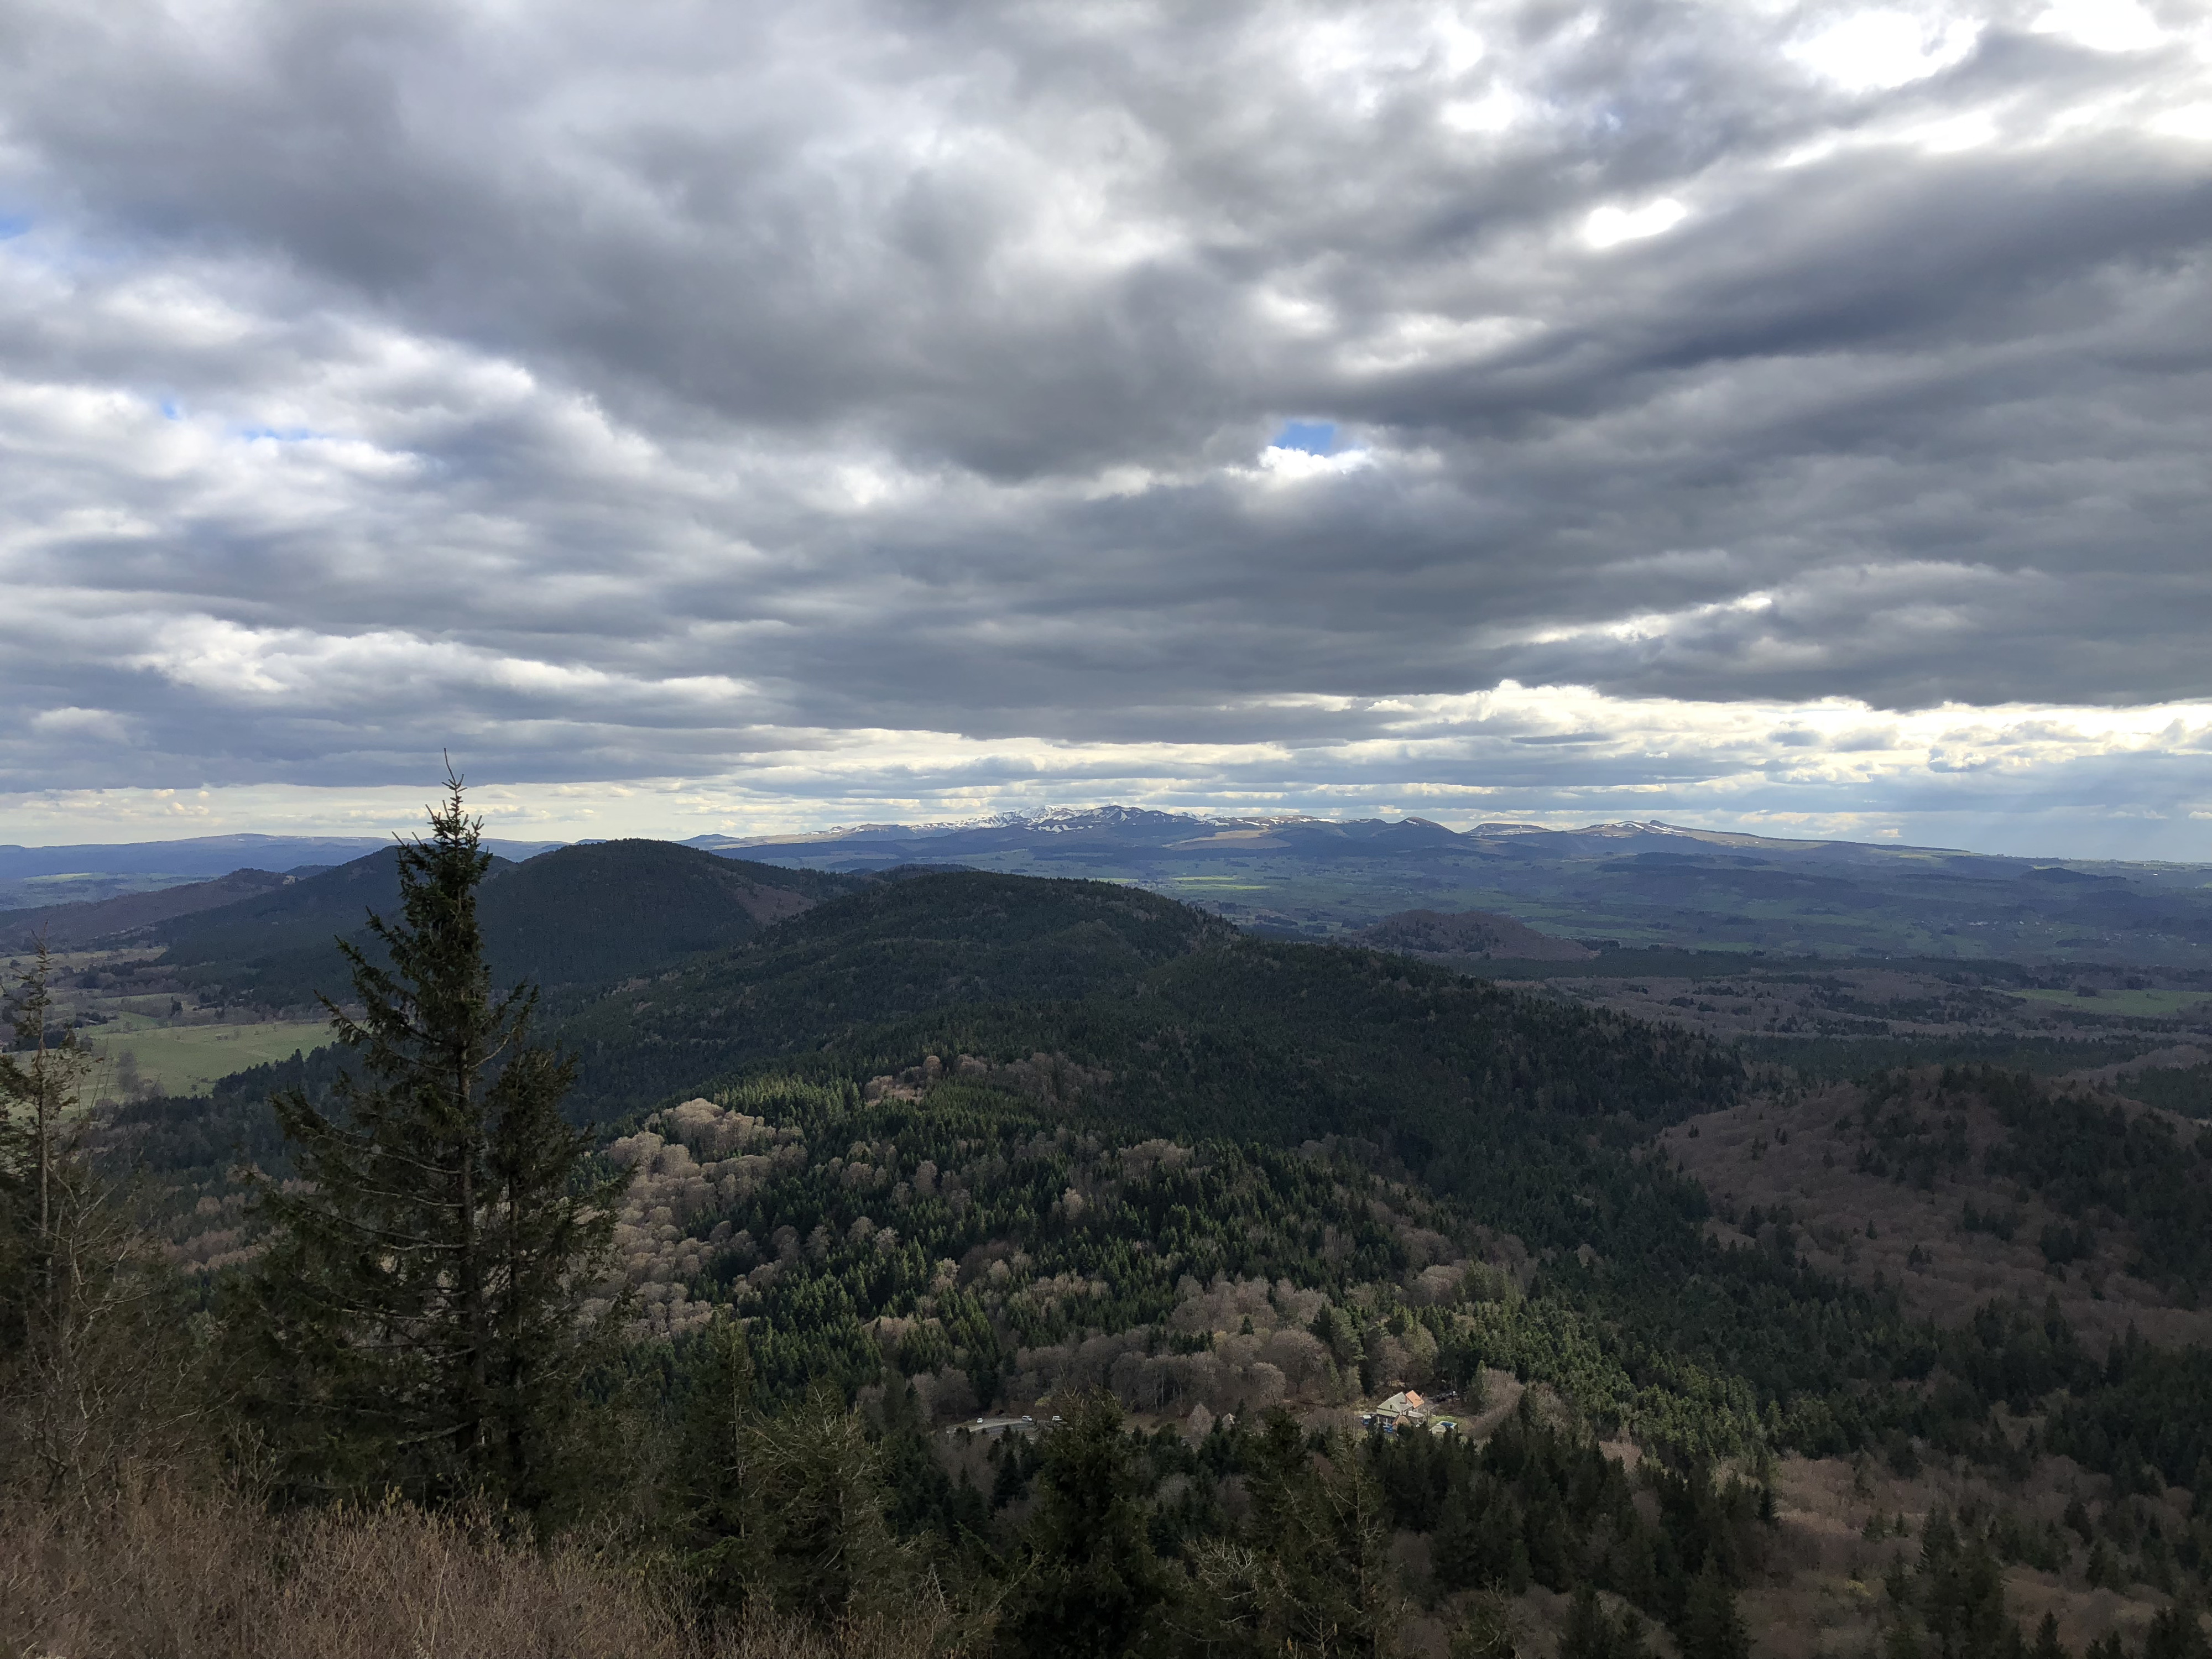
[{"xmin": 0, "ymin": 1481, "xmax": 696, "ymax": 1659}]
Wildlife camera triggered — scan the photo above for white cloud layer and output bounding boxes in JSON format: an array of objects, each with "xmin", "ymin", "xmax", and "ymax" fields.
[
  {"xmin": 0, "ymin": 0, "xmax": 2204, "ymax": 857},
  {"xmin": 4, "ymin": 685, "xmax": 2206, "ymax": 860}
]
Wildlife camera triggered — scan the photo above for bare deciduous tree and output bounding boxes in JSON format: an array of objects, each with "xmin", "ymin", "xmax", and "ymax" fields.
[{"xmin": 1, "ymin": 940, "xmax": 208, "ymax": 1499}]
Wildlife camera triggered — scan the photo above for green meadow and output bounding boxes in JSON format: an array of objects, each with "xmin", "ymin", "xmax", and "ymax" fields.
[{"xmin": 86, "ymin": 1018, "xmax": 332, "ymax": 1098}]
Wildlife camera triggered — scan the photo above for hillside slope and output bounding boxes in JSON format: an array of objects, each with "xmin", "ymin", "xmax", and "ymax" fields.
[
  {"xmin": 1354, "ymin": 906, "xmax": 1595, "ymax": 962},
  {"xmin": 0, "ymin": 868, "xmax": 295, "ymax": 950},
  {"xmin": 556, "ymin": 870, "xmax": 1238, "ymax": 1100},
  {"xmin": 150, "ymin": 841, "xmax": 867, "ymax": 1004},
  {"xmin": 1661, "ymin": 1067, "xmax": 2212, "ymax": 1350},
  {"xmin": 548, "ymin": 873, "xmax": 1746, "ymax": 1308},
  {"xmin": 478, "ymin": 840, "xmax": 862, "ymax": 989}
]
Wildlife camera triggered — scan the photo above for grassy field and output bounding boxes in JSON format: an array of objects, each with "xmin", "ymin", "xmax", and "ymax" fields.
[
  {"xmin": 85, "ymin": 1019, "xmax": 332, "ymax": 1098},
  {"xmin": 2007, "ymin": 987, "xmax": 2212, "ymax": 1018}
]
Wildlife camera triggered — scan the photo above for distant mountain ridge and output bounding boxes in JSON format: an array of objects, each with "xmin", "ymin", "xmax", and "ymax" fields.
[
  {"xmin": 0, "ymin": 833, "xmax": 571, "ymax": 912},
  {"xmin": 11, "ymin": 807, "xmax": 2211, "ymax": 966},
  {"xmin": 689, "ymin": 806, "xmax": 2212, "ymax": 964},
  {"xmin": 686, "ymin": 806, "xmax": 1983, "ymax": 862},
  {"xmin": 1, "ymin": 868, "xmax": 297, "ymax": 951},
  {"xmin": 0, "ymin": 832, "xmax": 567, "ymax": 884}
]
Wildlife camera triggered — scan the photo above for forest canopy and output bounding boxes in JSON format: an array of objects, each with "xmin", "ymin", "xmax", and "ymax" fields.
[{"xmin": 4, "ymin": 803, "xmax": 2209, "ymax": 1658}]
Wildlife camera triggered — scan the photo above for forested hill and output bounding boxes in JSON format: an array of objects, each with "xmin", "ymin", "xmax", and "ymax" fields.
[
  {"xmin": 551, "ymin": 869, "xmax": 1739, "ymax": 1134},
  {"xmin": 554, "ymin": 870, "xmax": 1235, "ymax": 1098},
  {"xmin": 546, "ymin": 872, "xmax": 1745, "ymax": 1313},
  {"xmin": 133, "ymin": 868, "xmax": 1744, "ymax": 1267},
  {"xmin": 476, "ymin": 841, "xmax": 864, "ymax": 990},
  {"xmin": 147, "ymin": 839, "xmax": 865, "ymax": 1004},
  {"xmin": 65, "ymin": 863, "xmax": 2212, "ymax": 1654}
]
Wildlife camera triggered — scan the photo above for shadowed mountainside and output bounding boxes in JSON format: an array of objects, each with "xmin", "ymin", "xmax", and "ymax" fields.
[
  {"xmin": 0, "ymin": 868, "xmax": 296, "ymax": 950},
  {"xmin": 547, "ymin": 872, "xmax": 1741, "ymax": 1171},
  {"xmin": 143, "ymin": 840, "xmax": 868, "ymax": 1003}
]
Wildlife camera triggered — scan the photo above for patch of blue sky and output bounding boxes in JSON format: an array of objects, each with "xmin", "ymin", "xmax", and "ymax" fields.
[
  {"xmin": 236, "ymin": 425, "xmax": 329, "ymax": 442},
  {"xmin": 0, "ymin": 214, "xmax": 30, "ymax": 240},
  {"xmin": 160, "ymin": 398, "xmax": 184, "ymax": 420},
  {"xmin": 1270, "ymin": 419, "xmax": 1337, "ymax": 454}
]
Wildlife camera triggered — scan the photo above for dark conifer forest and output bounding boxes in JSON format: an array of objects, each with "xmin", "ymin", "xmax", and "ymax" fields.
[{"xmin": 4, "ymin": 805, "xmax": 2209, "ymax": 1657}]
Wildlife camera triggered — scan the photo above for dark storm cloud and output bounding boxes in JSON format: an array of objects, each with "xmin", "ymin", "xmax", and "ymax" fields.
[{"xmin": 0, "ymin": 0, "xmax": 2205, "ymax": 837}]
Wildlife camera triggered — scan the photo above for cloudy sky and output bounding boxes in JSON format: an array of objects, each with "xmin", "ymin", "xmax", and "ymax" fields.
[{"xmin": 1, "ymin": 0, "xmax": 2206, "ymax": 857}]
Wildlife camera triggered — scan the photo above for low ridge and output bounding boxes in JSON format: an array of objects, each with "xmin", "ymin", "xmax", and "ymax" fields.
[{"xmin": 1354, "ymin": 906, "xmax": 1595, "ymax": 962}]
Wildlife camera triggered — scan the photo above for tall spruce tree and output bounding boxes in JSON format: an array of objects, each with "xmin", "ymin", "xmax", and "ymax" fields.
[
  {"xmin": 1178, "ymin": 1408, "xmax": 1400, "ymax": 1658},
  {"xmin": 248, "ymin": 771, "xmax": 624, "ymax": 1511},
  {"xmin": 1678, "ymin": 1558, "xmax": 1751, "ymax": 1659},
  {"xmin": 997, "ymin": 1390, "xmax": 1170, "ymax": 1659}
]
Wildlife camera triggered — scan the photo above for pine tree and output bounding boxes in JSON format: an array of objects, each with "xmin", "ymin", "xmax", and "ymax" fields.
[
  {"xmin": 673, "ymin": 1316, "xmax": 760, "ymax": 1607},
  {"xmin": 722, "ymin": 1375, "xmax": 918, "ymax": 1627},
  {"xmin": 2084, "ymin": 1538, "xmax": 2117, "ymax": 1591},
  {"xmin": 2064, "ymin": 1498, "xmax": 2093, "ymax": 1546},
  {"xmin": 1433, "ymin": 1470, "xmax": 1530, "ymax": 1595},
  {"xmin": 1, "ymin": 942, "xmax": 201, "ymax": 1495},
  {"xmin": 247, "ymin": 771, "xmax": 625, "ymax": 1511},
  {"xmin": 1175, "ymin": 1410, "xmax": 1402, "ymax": 1659},
  {"xmin": 2143, "ymin": 1597, "xmax": 2212, "ymax": 1659},
  {"xmin": 1678, "ymin": 1557, "xmax": 1751, "ymax": 1659},
  {"xmin": 996, "ymin": 1389, "xmax": 1169, "ymax": 1659}
]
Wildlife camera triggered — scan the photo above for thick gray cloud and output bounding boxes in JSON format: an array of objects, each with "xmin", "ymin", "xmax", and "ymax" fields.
[{"xmin": 0, "ymin": 0, "xmax": 2206, "ymax": 851}]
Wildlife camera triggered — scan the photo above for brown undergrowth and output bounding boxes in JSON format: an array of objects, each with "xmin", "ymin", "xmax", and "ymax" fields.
[{"xmin": 0, "ymin": 1480, "xmax": 971, "ymax": 1659}]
